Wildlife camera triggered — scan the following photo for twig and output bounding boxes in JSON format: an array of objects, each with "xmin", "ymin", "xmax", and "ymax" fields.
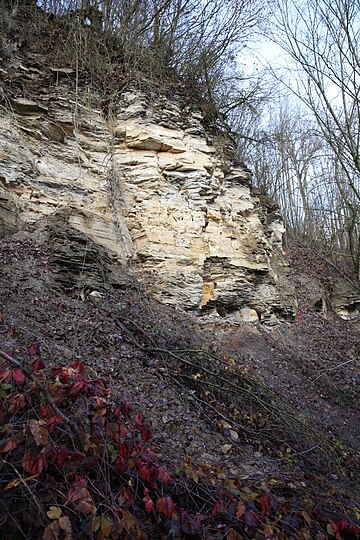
[
  {"xmin": 1, "ymin": 459, "xmax": 43, "ymax": 515},
  {"xmin": 168, "ymin": 371, "xmax": 257, "ymax": 436},
  {"xmin": 0, "ymin": 498, "xmax": 28, "ymax": 538},
  {"xmin": 0, "ymin": 349, "xmax": 84, "ymax": 449},
  {"xmin": 105, "ymin": 317, "xmax": 335, "ymax": 470},
  {"xmin": 312, "ymin": 358, "xmax": 355, "ymax": 381},
  {"xmin": 144, "ymin": 347, "xmax": 278, "ymax": 418},
  {"xmin": 266, "ymin": 444, "xmax": 321, "ymax": 462}
]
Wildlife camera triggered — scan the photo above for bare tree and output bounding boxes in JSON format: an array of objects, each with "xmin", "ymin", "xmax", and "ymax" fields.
[
  {"xmin": 272, "ymin": 0, "xmax": 360, "ymax": 204},
  {"xmin": 237, "ymin": 95, "xmax": 360, "ymax": 276}
]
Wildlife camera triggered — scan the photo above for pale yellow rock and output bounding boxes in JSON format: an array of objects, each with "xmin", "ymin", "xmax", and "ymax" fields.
[
  {"xmin": 239, "ymin": 307, "xmax": 259, "ymax": 322},
  {"xmin": 201, "ymin": 282, "xmax": 215, "ymax": 306},
  {"xmin": 0, "ymin": 77, "xmax": 296, "ymax": 318},
  {"xmin": 125, "ymin": 123, "xmax": 186, "ymax": 153},
  {"xmin": 221, "ymin": 444, "xmax": 232, "ymax": 455}
]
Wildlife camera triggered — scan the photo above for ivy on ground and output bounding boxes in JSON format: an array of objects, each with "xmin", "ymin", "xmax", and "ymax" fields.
[{"xmin": 0, "ymin": 343, "xmax": 359, "ymax": 539}]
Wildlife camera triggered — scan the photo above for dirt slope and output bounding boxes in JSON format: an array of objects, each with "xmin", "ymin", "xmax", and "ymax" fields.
[{"xmin": 0, "ymin": 224, "xmax": 359, "ymax": 531}]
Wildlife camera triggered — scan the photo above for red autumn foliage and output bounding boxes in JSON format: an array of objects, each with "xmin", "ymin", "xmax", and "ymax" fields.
[
  {"xmin": 52, "ymin": 444, "xmax": 70, "ymax": 466},
  {"xmin": 31, "ymin": 357, "xmax": 45, "ymax": 372},
  {"xmin": 156, "ymin": 496, "xmax": 175, "ymax": 519},
  {"xmin": 27, "ymin": 342, "xmax": 40, "ymax": 357},
  {"xmin": 0, "ymin": 346, "xmax": 359, "ymax": 539},
  {"xmin": 22, "ymin": 448, "xmax": 48, "ymax": 475},
  {"xmin": 45, "ymin": 415, "xmax": 63, "ymax": 431},
  {"xmin": 257, "ymin": 492, "xmax": 271, "ymax": 514},
  {"xmin": 12, "ymin": 368, "xmax": 26, "ymax": 387}
]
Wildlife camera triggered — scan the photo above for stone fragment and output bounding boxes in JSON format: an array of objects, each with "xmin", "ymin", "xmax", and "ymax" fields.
[
  {"xmin": 10, "ymin": 98, "xmax": 48, "ymax": 115},
  {"xmin": 239, "ymin": 307, "xmax": 259, "ymax": 322},
  {"xmin": 50, "ymin": 67, "xmax": 76, "ymax": 77}
]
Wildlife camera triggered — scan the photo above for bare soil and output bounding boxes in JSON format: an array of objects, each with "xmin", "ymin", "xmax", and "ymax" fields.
[{"xmin": 0, "ymin": 227, "xmax": 359, "ymax": 517}]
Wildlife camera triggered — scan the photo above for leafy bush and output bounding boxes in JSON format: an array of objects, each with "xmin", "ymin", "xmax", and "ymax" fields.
[{"xmin": 1, "ymin": 342, "xmax": 360, "ymax": 539}]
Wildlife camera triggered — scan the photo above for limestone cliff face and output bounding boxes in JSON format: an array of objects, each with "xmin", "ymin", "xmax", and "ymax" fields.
[{"xmin": 0, "ymin": 59, "xmax": 295, "ymax": 321}]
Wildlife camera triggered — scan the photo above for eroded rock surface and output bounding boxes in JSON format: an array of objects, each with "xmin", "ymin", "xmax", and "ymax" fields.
[
  {"xmin": 0, "ymin": 57, "xmax": 295, "ymax": 319},
  {"xmin": 331, "ymin": 280, "xmax": 360, "ymax": 326}
]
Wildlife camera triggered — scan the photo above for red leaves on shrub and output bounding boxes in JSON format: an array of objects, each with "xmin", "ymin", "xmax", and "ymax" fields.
[
  {"xmin": 1, "ymin": 353, "xmax": 356, "ymax": 540},
  {"xmin": 51, "ymin": 445, "xmax": 69, "ymax": 467},
  {"xmin": 143, "ymin": 489, "xmax": 154, "ymax": 514},
  {"xmin": 82, "ymin": 451, "xmax": 100, "ymax": 473},
  {"xmin": 156, "ymin": 497, "xmax": 174, "ymax": 519},
  {"xmin": 70, "ymin": 362, "xmax": 85, "ymax": 376},
  {"xmin": 22, "ymin": 448, "xmax": 48, "ymax": 475},
  {"xmin": 12, "ymin": 369, "xmax": 26, "ymax": 388},
  {"xmin": 258, "ymin": 493, "xmax": 271, "ymax": 515},
  {"xmin": 145, "ymin": 498, "xmax": 154, "ymax": 514},
  {"xmin": 68, "ymin": 451, "xmax": 86, "ymax": 463},
  {"xmin": 22, "ymin": 450, "xmax": 37, "ymax": 474},
  {"xmin": 31, "ymin": 357, "xmax": 45, "ymax": 372},
  {"xmin": 0, "ymin": 437, "xmax": 20, "ymax": 453},
  {"xmin": 118, "ymin": 400, "xmax": 133, "ymax": 417},
  {"xmin": 135, "ymin": 412, "xmax": 152, "ymax": 442},
  {"xmin": 158, "ymin": 466, "xmax": 172, "ymax": 484},
  {"xmin": 8, "ymin": 393, "xmax": 27, "ymax": 414},
  {"xmin": 0, "ymin": 368, "xmax": 27, "ymax": 389},
  {"xmin": 92, "ymin": 395, "xmax": 108, "ymax": 413},
  {"xmin": 39, "ymin": 404, "xmax": 55, "ymax": 419},
  {"xmin": 118, "ymin": 486, "xmax": 135, "ymax": 508},
  {"xmin": 67, "ymin": 479, "xmax": 95, "ymax": 515},
  {"xmin": 212, "ymin": 500, "xmax": 225, "ymax": 517},
  {"xmin": 45, "ymin": 416, "xmax": 63, "ymax": 432},
  {"xmin": 135, "ymin": 450, "xmax": 166, "ymax": 488},
  {"xmin": 116, "ymin": 444, "xmax": 129, "ymax": 475},
  {"xmin": 138, "ymin": 461, "xmax": 155, "ymax": 484},
  {"xmin": 92, "ymin": 377, "xmax": 108, "ymax": 397},
  {"xmin": 27, "ymin": 343, "xmax": 40, "ymax": 356},
  {"xmin": 37, "ymin": 448, "xmax": 49, "ymax": 473},
  {"xmin": 116, "ymin": 455, "xmax": 127, "ymax": 475},
  {"xmin": 69, "ymin": 378, "xmax": 91, "ymax": 397},
  {"xmin": 51, "ymin": 365, "xmax": 68, "ymax": 381},
  {"xmin": 51, "ymin": 362, "xmax": 84, "ymax": 383},
  {"xmin": 329, "ymin": 519, "xmax": 360, "ymax": 536}
]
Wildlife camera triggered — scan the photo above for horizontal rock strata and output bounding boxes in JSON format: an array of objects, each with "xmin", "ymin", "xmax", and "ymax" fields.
[{"xmin": 0, "ymin": 59, "xmax": 295, "ymax": 320}]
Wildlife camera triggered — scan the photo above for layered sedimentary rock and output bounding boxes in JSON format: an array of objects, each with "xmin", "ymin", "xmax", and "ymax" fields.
[
  {"xmin": 0, "ymin": 58, "xmax": 295, "ymax": 320},
  {"xmin": 331, "ymin": 281, "xmax": 360, "ymax": 326}
]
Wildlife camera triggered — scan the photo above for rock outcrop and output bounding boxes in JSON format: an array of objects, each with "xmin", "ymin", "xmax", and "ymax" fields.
[
  {"xmin": 331, "ymin": 280, "xmax": 360, "ymax": 327},
  {"xmin": 0, "ymin": 57, "xmax": 295, "ymax": 320}
]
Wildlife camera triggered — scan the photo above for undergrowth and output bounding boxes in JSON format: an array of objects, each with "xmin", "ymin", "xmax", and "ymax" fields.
[{"xmin": 0, "ymin": 332, "xmax": 360, "ymax": 539}]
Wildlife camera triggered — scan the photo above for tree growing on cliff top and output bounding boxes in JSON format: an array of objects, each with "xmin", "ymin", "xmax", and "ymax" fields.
[{"xmin": 9, "ymin": 0, "xmax": 267, "ymax": 102}]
